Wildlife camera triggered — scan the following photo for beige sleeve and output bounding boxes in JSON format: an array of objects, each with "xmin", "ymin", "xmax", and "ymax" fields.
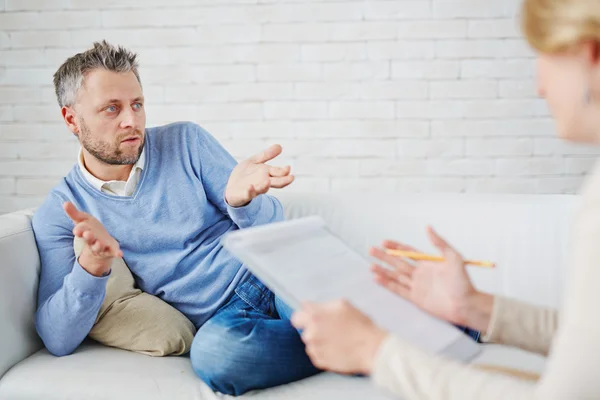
[
  {"xmin": 370, "ymin": 165, "xmax": 600, "ymax": 399},
  {"xmin": 372, "ymin": 336, "xmax": 536, "ymax": 400},
  {"xmin": 480, "ymin": 296, "xmax": 558, "ymax": 356},
  {"xmin": 74, "ymin": 237, "xmax": 196, "ymax": 356}
]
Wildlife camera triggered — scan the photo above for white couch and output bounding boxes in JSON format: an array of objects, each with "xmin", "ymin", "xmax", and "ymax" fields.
[{"xmin": 0, "ymin": 192, "xmax": 577, "ymax": 400}]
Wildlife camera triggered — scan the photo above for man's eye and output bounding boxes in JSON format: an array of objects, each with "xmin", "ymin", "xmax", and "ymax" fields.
[
  {"xmin": 133, "ymin": 102, "xmax": 143, "ymax": 110},
  {"xmin": 106, "ymin": 105, "xmax": 117, "ymax": 112}
]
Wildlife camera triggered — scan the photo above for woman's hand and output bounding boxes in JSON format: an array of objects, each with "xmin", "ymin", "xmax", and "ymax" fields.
[
  {"xmin": 291, "ymin": 300, "xmax": 389, "ymax": 375},
  {"xmin": 370, "ymin": 227, "xmax": 493, "ymax": 333}
]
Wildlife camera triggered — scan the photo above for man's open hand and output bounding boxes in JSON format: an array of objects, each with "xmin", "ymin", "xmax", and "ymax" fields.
[
  {"xmin": 64, "ymin": 202, "xmax": 122, "ymax": 277},
  {"xmin": 225, "ymin": 144, "xmax": 294, "ymax": 208}
]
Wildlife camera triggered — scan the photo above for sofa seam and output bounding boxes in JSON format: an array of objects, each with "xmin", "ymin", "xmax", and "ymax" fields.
[{"xmin": 0, "ymin": 227, "xmax": 33, "ymax": 241}]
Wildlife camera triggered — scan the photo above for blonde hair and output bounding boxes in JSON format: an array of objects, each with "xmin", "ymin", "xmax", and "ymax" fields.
[{"xmin": 522, "ymin": 0, "xmax": 600, "ymax": 53}]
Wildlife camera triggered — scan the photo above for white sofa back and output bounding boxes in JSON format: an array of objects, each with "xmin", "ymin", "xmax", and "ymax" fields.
[
  {"xmin": 0, "ymin": 192, "xmax": 579, "ymax": 380},
  {"xmin": 0, "ymin": 209, "xmax": 43, "ymax": 380},
  {"xmin": 276, "ymin": 192, "xmax": 578, "ymax": 308}
]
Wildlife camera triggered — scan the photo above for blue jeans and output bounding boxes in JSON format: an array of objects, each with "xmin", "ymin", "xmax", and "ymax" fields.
[
  {"xmin": 190, "ymin": 274, "xmax": 481, "ymax": 396},
  {"xmin": 458, "ymin": 325, "xmax": 481, "ymax": 342},
  {"xmin": 190, "ymin": 274, "xmax": 320, "ymax": 396}
]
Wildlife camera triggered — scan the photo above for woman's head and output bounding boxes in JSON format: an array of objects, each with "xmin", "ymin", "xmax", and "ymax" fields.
[{"xmin": 523, "ymin": 0, "xmax": 600, "ymax": 143}]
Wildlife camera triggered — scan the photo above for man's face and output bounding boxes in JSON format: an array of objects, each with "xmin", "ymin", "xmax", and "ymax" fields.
[{"xmin": 74, "ymin": 69, "xmax": 146, "ymax": 165}]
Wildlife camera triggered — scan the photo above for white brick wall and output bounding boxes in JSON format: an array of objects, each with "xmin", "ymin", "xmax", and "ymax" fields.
[{"xmin": 1, "ymin": 0, "xmax": 599, "ymax": 214}]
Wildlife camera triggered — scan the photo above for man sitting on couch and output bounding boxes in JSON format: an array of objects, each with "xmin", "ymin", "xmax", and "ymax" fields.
[{"xmin": 32, "ymin": 40, "xmax": 319, "ymax": 396}]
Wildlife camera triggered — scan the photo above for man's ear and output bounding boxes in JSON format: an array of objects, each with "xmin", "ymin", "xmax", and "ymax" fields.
[{"xmin": 62, "ymin": 106, "xmax": 79, "ymax": 137}]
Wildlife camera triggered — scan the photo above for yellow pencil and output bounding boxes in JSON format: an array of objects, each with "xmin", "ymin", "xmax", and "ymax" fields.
[{"xmin": 384, "ymin": 249, "xmax": 496, "ymax": 268}]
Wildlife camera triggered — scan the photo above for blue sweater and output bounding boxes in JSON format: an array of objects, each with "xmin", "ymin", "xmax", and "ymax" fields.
[{"xmin": 32, "ymin": 122, "xmax": 284, "ymax": 356}]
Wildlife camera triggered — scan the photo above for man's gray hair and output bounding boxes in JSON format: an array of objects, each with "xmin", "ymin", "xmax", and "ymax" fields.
[{"xmin": 53, "ymin": 40, "xmax": 141, "ymax": 108}]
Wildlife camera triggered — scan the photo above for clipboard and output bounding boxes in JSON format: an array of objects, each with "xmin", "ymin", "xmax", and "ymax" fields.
[{"xmin": 222, "ymin": 216, "xmax": 481, "ymax": 362}]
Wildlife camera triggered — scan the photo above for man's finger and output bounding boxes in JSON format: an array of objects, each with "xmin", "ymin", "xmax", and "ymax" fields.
[
  {"xmin": 269, "ymin": 165, "xmax": 291, "ymax": 177},
  {"xmin": 82, "ymin": 230, "xmax": 96, "ymax": 244},
  {"xmin": 73, "ymin": 221, "xmax": 91, "ymax": 238},
  {"xmin": 270, "ymin": 175, "xmax": 294, "ymax": 189},
  {"xmin": 91, "ymin": 240, "xmax": 104, "ymax": 254},
  {"xmin": 88, "ymin": 239, "xmax": 98, "ymax": 251},
  {"xmin": 253, "ymin": 179, "xmax": 271, "ymax": 194},
  {"xmin": 63, "ymin": 202, "xmax": 89, "ymax": 223},
  {"xmin": 250, "ymin": 144, "xmax": 283, "ymax": 164}
]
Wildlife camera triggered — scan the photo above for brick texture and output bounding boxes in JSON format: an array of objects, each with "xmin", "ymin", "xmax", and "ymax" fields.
[{"xmin": 0, "ymin": 0, "xmax": 597, "ymax": 214}]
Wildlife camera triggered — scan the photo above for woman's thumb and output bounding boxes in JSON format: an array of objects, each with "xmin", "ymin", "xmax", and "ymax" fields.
[{"xmin": 427, "ymin": 226, "xmax": 453, "ymax": 256}]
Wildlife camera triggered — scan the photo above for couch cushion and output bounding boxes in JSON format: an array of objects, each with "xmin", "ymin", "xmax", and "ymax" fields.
[
  {"xmin": 0, "ymin": 341, "xmax": 544, "ymax": 400},
  {"xmin": 0, "ymin": 342, "xmax": 218, "ymax": 400},
  {"xmin": 0, "ymin": 209, "xmax": 43, "ymax": 380}
]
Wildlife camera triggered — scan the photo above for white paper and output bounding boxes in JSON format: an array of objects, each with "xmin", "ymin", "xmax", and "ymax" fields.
[{"xmin": 222, "ymin": 216, "xmax": 480, "ymax": 361}]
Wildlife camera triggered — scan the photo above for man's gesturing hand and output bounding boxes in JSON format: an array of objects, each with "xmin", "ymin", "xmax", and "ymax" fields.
[
  {"xmin": 225, "ymin": 144, "xmax": 294, "ymax": 208},
  {"xmin": 64, "ymin": 202, "xmax": 122, "ymax": 277}
]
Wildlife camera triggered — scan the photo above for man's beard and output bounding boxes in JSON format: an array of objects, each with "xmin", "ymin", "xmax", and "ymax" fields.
[{"xmin": 79, "ymin": 118, "xmax": 144, "ymax": 166}]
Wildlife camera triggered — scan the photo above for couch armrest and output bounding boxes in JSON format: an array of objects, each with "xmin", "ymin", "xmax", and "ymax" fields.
[{"xmin": 0, "ymin": 209, "xmax": 43, "ymax": 379}]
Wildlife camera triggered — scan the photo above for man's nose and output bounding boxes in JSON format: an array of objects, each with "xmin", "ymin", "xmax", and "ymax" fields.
[{"xmin": 120, "ymin": 108, "xmax": 136, "ymax": 129}]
